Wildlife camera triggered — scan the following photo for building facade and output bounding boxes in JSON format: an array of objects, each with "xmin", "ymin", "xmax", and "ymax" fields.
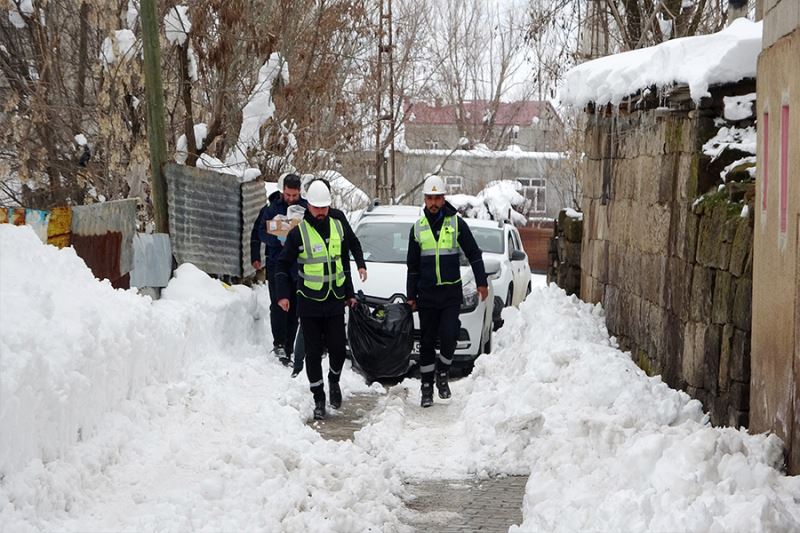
[{"xmin": 751, "ymin": 0, "xmax": 800, "ymax": 474}]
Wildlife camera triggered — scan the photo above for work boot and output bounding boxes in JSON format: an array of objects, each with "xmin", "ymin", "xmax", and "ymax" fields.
[
  {"xmin": 313, "ymin": 399, "xmax": 326, "ymax": 420},
  {"xmin": 329, "ymin": 381, "xmax": 342, "ymax": 409},
  {"xmin": 420, "ymin": 382, "xmax": 434, "ymax": 408},
  {"xmin": 291, "ymin": 369, "xmax": 301, "ymax": 378},
  {"xmin": 436, "ymin": 372, "xmax": 451, "ymax": 399}
]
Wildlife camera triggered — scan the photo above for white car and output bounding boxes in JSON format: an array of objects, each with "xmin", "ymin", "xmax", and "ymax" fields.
[
  {"xmin": 464, "ymin": 218, "xmax": 532, "ymax": 323},
  {"xmin": 350, "ymin": 205, "xmax": 495, "ymax": 368}
]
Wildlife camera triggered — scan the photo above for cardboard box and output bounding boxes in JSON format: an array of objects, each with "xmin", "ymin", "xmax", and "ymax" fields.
[{"xmin": 266, "ymin": 217, "xmax": 301, "ymax": 238}]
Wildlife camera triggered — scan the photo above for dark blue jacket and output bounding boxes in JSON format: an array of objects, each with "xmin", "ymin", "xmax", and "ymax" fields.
[{"xmin": 250, "ymin": 192, "xmax": 308, "ymax": 274}]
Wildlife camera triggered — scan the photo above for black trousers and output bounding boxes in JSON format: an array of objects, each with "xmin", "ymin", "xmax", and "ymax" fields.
[
  {"xmin": 418, "ymin": 305, "xmax": 461, "ymax": 384},
  {"xmin": 267, "ymin": 269, "xmax": 298, "ymax": 354},
  {"xmin": 301, "ymin": 314, "xmax": 347, "ymax": 400}
]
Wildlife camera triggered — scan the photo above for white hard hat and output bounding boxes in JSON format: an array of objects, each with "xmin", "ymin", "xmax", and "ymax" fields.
[
  {"xmin": 306, "ymin": 180, "xmax": 332, "ymax": 207},
  {"xmin": 423, "ymin": 175, "xmax": 446, "ymax": 195}
]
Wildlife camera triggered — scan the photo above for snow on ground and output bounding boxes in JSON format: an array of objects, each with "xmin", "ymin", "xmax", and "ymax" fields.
[
  {"xmin": 1, "ymin": 226, "xmax": 799, "ymax": 532},
  {"xmin": 0, "ymin": 225, "xmax": 404, "ymax": 532}
]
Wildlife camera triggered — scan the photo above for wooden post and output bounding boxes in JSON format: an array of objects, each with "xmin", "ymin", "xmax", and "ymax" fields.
[{"xmin": 140, "ymin": 0, "xmax": 169, "ymax": 233}]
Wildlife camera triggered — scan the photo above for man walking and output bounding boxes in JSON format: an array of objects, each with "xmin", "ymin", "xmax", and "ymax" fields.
[
  {"xmin": 406, "ymin": 175, "xmax": 488, "ymax": 407},
  {"xmin": 250, "ymin": 173, "xmax": 306, "ymax": 365},
  {"xmin": 275, "ymin": 180, "xmax": 357, "ymax": 420}
]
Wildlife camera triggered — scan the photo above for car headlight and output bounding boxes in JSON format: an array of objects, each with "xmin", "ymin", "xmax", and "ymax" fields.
[{"xmin": 461, "ymin": 280, "xmax": 479, "ymax": 312}]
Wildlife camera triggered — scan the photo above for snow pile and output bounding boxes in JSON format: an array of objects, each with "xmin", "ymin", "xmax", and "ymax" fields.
[
  {"xmin": 562, "ymin": 19, "xmax": 762, "ymax": 107},
  {"xmin": 355, "ymin": 285, "xmax": 800, "ymax": 531},
  {"xmin": 100, "ymin": 29, "xmax": 137, "ymax": 67},
  {"xmin": 448, "ymin": 180, "xmax": 528, "ymax": 225},
  {"xmin": 227, "ymin": 53, "xmax": 289, "ymax": 171},
  {"xmin": 316, "ymin": 170, "xmax": 371, "ymax": 211},
  {"xmin": 163, "ymin": 5, "xmax": 191, "ymax": 46},
  {"xmin": 7, "ymin": 0, "xmax": 33, "ymax": 29},
  {"xmin": 702, "ymin": 126, "xmax": 757, "ymax": 159},
  {"xmin": 0, "ymin": 225, "xmax": 406, "ymax": 531},
  {"xmin": 724, "ymin": 93, "xmax": 756, "ymax": 121}
]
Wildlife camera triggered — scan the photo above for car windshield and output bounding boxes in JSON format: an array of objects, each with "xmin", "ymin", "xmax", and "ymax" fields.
[
  {"xmin": 469, "ymin": 226, "xmax": 504, "ymax": 254},
  {"xmin": 357, "ymin": 221, "xmax": 471, "ymax": 266},
  {"xmin": 356, "ymin": 222, "xmax": 413, "ymax": 263}
]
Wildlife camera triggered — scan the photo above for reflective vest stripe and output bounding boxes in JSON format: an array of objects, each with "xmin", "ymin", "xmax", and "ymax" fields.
[
  {"xmin": 413, "ymin": 215, "xmax": 461, "ymax": 285},
  {"xmin": 297, "ymin": 218, "xmax": 345, "ymax": 301}
]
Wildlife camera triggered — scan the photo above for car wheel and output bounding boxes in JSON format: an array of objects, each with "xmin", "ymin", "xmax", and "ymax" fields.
[{"xmin": 506, "ymin": 284, "xmax": 514, "ymax": 307}]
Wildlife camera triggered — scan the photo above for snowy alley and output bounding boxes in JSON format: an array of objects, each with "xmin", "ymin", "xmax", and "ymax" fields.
[{"xmin": 1, "ymin": 224, "xmax": 799, "ymax": 532}]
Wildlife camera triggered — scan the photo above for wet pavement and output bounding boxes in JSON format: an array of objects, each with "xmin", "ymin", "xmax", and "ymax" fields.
[{"xmin": 309, "ymin": 392, "xmax": 526, "ymax": 532}]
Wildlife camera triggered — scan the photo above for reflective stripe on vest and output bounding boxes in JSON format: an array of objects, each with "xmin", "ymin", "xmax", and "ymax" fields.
[
  {"xmin": 297, "ymin": 218, "xmax": 346, "ymax": 301},
  {"xmin": 413, "ymin": 215, "xmax": 461, "ymax": 285}
]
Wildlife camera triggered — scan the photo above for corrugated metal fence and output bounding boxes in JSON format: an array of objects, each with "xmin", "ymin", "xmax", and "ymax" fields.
[{"xmin": 166, "ymin": 163, "xmax": 267, "ymax": 279}]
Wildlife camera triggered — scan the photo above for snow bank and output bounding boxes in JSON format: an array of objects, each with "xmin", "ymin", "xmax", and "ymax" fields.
[
  {"xmin": 562, "ymin": 19, "xmax": 763, "ymax": 107},
  {"xmin": 356, "ymin": 285, "xmax": 800, "ymax": 531},
  {"xmin": 0, "ymin": 226, "xmax": 257, "ymax": 477},
  {"xmin": 316, "ymin": 170, "xmax": 371, "ymax": 211},
  {"xmin": 0, "ymin": 225, "xmax": 406, "ymax": 531}
]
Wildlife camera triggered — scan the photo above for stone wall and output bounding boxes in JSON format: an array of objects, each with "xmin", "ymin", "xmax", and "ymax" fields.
[
  {"xmin": 548, "ymin": 210, "xmax": 582, "ymax": 295},
  {"xmin": 579, "ymin": 83, "xmax": 756, "ymax": 427}
]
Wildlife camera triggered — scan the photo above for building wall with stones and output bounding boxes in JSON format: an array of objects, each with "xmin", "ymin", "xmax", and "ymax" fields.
[
  {"xmin": 579, "ymin": 82, "xmax": 756, "ymax": 428},
  {"xmin": 548, "ymin": 209, "xmax": 582, "ymax": 295},
  {"xmin": 751, "ymin": 0, "xmax": 800, "ymax": 474}
]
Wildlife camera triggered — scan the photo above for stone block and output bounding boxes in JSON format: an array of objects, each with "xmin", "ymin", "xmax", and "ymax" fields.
[
  {"xmin": 666, "ymin": 257, "xmax": 692, "ymax": 320},
  {"xmin": 729, "ymin": 381, "xmax": 750, "ymax": 411},
  {"xmin": 643, "ymin": 205, "xmax": 671, "ymax": 255},
  {"xmin": 690, "ymin": 265, "xmax": 714, "ymax": 322},
  {"xmin": 658, "ymin": 153, "xmax": 677, "ymax": 204},
  {"xmin": 583, "ymin": 159, "xmax": 604, "ymax": 200},
  {"xmin": 729, "ymin": 218, "xmax": 753, "ymax": 278},
  {"xmin": 562, "ymin": 215, "xmax": 583, "ymax": 243},
  {"xmin": 727, "ymin": 408, "xmax": 748, "ymax": 429},
  {"xmin": 718, "ymin": 324, "xmax": 735, "ymax": 393},
  {"xmin": 730, "ymin": 328, "xmax": 751, "ymax": 382},
  {"xmin": 682, "ymin": 322, "xmax": 705, "ymax": 388},
  {"xmin": 594, "ymin": 202, "xmax": 609, "ymax": 241},
  {"xmin": 703, "ymin": 324, "xmax": 722, "ymax": 394},
  {"xmin": 590, "ymin": 239, "xmax": 608, "ymax": 284},
  {"xmin": 732, "ymin": 277, "xmax": 752, "ymax": 332},
  {"xmin": 685, "ymin": 211, "xmax": 700, "ymax": 262},
  {"xmin": 565, "ymin": 241, "xmax": 582, "ymax": 265},
  {"xmin": 712, "ymin": 271, "xmax": 734, "ymax": 324},
  {"xmin": 663, "ymin": 312, "xmax": 684, "ymax": 387}
]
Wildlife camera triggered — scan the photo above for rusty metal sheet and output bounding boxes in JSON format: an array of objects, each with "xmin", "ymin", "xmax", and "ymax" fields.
[
  {"xmin": 519, "ymin": 224, "xmax": 554, "ymax": 274},
  {"xmin": 241, "ymin": 181, "xmax": 268, "ymax": 278},
  {"xmin": 11, "ymin": 207, "xmax": 25, "ymax": 225},
  {"xmin": 71, "ymin": 199, "xmax": 137, "ymax": 275},
  {"xmin": 71, "ymin": 231, "xmax": 128, "ymax": 288},
  {"xmin": 47, "ymin": 207, "xmax": 72, "ymax": 248},
  {"xmin": 130, "ymin": 233, "xmax": 172, "ymax": 288},
  {"xmin": 165, "ymin": 163, "xmax": 243, "ymax": 277}
]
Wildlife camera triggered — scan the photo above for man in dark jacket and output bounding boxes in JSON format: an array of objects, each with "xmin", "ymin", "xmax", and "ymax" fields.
[
  {"xmin": 290, "ymin": 178, "xmax": 368, "ymax": 378},
  {"xmin": 406, "ymin": 175, "xmax": 488, "ymax": 408},
  {"xmin": 250, "ymin": 173, "xmax": 306, "ymax": 364},
  {"xmin": 276, "ymin": 180, "xmax": 358, "ymax": 420}
]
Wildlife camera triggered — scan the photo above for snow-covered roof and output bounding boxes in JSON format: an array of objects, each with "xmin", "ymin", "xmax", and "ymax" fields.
[{"xmin": 561, "ymin": 19, "xmax": 762, "ymax": 107}]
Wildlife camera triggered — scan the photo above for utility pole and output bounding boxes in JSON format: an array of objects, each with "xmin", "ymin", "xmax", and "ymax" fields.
[
  {"xmin": 140, "ymin": 0, "xmax": 169, "ymax": 233},
  {"xmin": 374, "ymin": 0, "xmax": 395, "ymax": 204}
]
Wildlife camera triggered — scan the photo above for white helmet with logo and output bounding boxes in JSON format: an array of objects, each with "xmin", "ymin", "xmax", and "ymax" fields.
[
  {"xmin": 422, "ymin": 175, "xmax": 446, "ymax": 195},
  {"xmin": 306, "ymin": 180, "xmax": 332, "ymax": 207}
]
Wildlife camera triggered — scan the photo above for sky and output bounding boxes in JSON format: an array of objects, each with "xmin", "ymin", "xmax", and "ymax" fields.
[{"xmin": 2, "ymin": 223, "xmax": 799, "ymax": 531}]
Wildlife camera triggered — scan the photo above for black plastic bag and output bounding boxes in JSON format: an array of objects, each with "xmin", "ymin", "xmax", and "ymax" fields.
[{"xmin": 348, "ymin": 302, "xmax": 413, "ymax": 380}]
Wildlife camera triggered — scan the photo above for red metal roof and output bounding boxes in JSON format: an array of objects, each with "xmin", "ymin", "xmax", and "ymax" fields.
[{"xmin": 405, "ymin": 100, "xmax": 549, "ymax": 126}]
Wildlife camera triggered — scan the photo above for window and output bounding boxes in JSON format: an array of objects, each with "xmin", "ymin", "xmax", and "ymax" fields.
[
  {"xmin": 507, "ymin": 234, "xmax": 515, "ymax": 259},
  {"xmin": 509, "ymin": 125, "xmax": 520, "ymax": 141},
  {"xmin": 426, "ymin": 139, "xmax": 439, "ymax": 150},
  {"xmin": 444, "ymin": 175, "xmax": 464, "ymax": 194},
  {"xmin": 780, "ymin": 105, "xmax": 790, "ymax": 238},
  {"xmin": 516, "ymin": 177, "xmax": 546, "ymax": 214},
  {"xmin": 470, "ymin": 227, "xmax": 504, "ymax": 253},
  {"xmin": 762, "ymin": 112, "xmax": 769, "ymax": 215}
]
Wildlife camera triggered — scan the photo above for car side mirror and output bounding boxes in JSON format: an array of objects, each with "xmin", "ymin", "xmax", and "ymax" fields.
[
  {"xmin": 484, "ymin": 258, "xmax": 501, "ymax": 276},
  {"xmin": 510, "ymin": 249, "xmax": 526, "ymax": 262}
]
